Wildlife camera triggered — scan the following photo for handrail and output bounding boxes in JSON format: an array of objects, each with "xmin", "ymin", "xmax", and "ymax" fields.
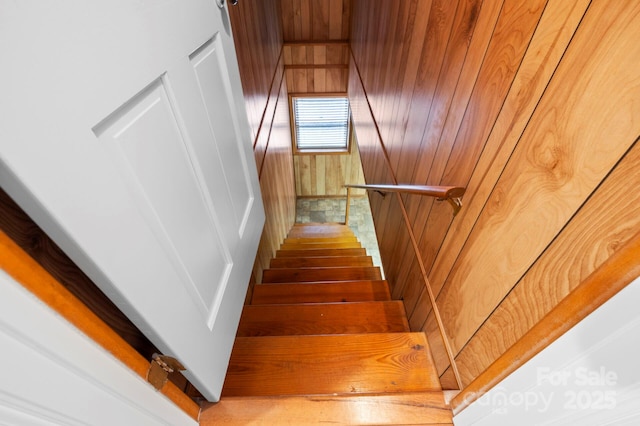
[
  {"xmin": 344, "ymin": 186, "xmax": 352, "ymax": 225},
  {"xmin": 344, "ymin": 183, "xmax": 466, "ymax": 216}
]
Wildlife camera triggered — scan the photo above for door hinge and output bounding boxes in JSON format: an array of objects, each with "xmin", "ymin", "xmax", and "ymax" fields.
[{"xmin": 147, "ymin": 353, "xmax": 185, "ymax": 391}]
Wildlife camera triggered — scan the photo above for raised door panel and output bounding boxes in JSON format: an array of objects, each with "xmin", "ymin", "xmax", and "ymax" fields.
[{"xmin": 93, "ymin": 78, "xmax": 231, "ymax": 326}]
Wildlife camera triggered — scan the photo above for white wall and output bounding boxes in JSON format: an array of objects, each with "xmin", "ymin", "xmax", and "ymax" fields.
[
  {"xmin": 0, "ymin": 270, "xmax": 198, "ymax": 426},
  {"xmin": 455, "ymin": 276, "xmax": 640, "ymax": 425}
]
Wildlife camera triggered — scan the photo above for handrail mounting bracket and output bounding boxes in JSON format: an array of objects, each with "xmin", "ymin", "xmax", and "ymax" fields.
[{"xmin": 438, "ymin": 197, "xmax": 462, "ymax": 217}]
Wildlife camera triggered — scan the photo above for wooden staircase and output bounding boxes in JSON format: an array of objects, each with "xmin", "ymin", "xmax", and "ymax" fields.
[{"xmin": 200, "ymin": 223, "xmax": 452, "ymax": 425}]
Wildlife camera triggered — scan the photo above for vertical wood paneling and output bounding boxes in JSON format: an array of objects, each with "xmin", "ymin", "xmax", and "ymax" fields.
[
  {"xmin": 253, "ymin": 79, "xmax": 297, "ymax": 286},
  {"xmin": 293, "ymin": 133, "xmax": 366, "ymax": 197},
  {"xmin": 454, "ymin": 138, "xmax": 640, "ymax": 386},
  {"xmin": 282, "ymin": 0, "xmax": 351, "ymax": 93},
  {"xmin": 349, "ymin": 0, "xmax": 640, "ymax": 393},
  {"xmin": 428, "ymin": 0, "xmax": 590, "ymax": 290},
  {"xmin": 412, "ymin": 0, "xmax": 547, "ymax": 277},
  {"xmin": 229, "ymin": 0, "xmax": 283, "ymax": 143},
  {"xmin": 434, "ymin": 0, "xmax": 640, "ymax": 355},
  {"xmin": 283, "ymin": 44, "xmax": 350, "ymax": 93}
]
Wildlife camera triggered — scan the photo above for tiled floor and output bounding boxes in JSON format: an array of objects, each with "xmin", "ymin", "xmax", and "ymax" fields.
[{"xmin": 295, "ymin": 196, "xmax": 384, "ymax": 276}]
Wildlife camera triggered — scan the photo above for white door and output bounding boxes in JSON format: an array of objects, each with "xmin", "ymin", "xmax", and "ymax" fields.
[{"xmin": 0, "ymin": 0, "xmax": 264, "ymax": 401}]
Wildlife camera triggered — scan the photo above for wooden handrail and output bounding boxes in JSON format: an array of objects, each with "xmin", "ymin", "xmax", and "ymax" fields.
[
  {"xmin": 344, "ymin": 186, "xmax": 352, "ymax": 225},
  {"xmin": 344, "ymin": 184, "xmax": 466, "ymax": 216}
]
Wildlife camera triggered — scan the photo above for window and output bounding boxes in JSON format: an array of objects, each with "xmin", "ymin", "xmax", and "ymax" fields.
[{"xmin": 292, "ymin": 96, "xmax": 350, "ymax": 153}]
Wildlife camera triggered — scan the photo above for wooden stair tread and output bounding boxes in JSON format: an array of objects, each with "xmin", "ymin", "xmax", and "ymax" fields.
[
  {"xmin": 275, "ymin": 248, "xmax": 367, "ymax": 258},
  {"xmin": 279, "ymin": 241, "xmax": 362, "ymax": 250},
  {"xmin": 200, "ymin": 392, "xmax": 453, "ymax": 425},
  {"xmin": 288, "ymin": 224, "xmax": 354, "ymax": 238},
  {"xmin": 270, "ymin": 255, "xmax": 373, "ymax": 268},
  {"xmin": 236, "ymin": 301, "xmax": 409, "ymax": 336},
  {"xmin": 284, "ymin": 236, "xmax": 358, "ymax": 244},
  {"xmin": 251, "ymin": 281, "xmax": 392, "ymax": 304},
  {"xmin": 223, "ymin": 333, "xmax": 441, "ymax": 397},
  {"xmin": 262, "ymin": 266, "xmax": 382, "ymax": 283}
]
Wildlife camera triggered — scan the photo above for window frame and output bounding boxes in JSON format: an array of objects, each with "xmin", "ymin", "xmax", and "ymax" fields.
[{"xmin": 289, "ymin": 93, "xmax": 352, "ymax": 155}]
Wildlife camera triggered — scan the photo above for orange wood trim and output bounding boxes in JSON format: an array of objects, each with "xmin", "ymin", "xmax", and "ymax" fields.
[
  {"xmin": 395, "ymin": 192, "xmax": 464, "ymax": 389},
  {"xmin": 451, "ymin": 229, "xmax": 640, "ymax": 415},
  {"xmin": 284, "ymin": 40, "xmax": 349, "ymax": 46},
  {"xmin": 257, "ymin": 73, "xmax": 286, "ymax": 179},
  {"xmin": 344, "ymin": 183, "xmax": 465, "ymax": 199},
  {"xmin": 288, "ymin": 91, "xmax": 348, "ymax": 97},
  {"xmin": 0, "ymin": 230, "xmax": 201, "ymax": 421},
  {"xmin": 253, "ymin": 47, "xmax": 285, "ymax": 150},
  {"xmin": 200, "ymin": 393, "xmax": 452, "ymax": 425},
  {"xmin": 285, "ymin": 64, "xmax": 349, "ymax": 69},
  {"xmin": 293, "ymin": 149, "xmax": 350, "ymax": 156}
]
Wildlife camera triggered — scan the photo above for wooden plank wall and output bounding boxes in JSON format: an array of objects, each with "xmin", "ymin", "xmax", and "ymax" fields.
[
  {"xmin": 283, "ymin": 42, "xmax": 349, "ymax": 93},
  {"xmin": 229, "ymin": 1, "xmax": 296, "ymax": 291},
  {"xmin": 349, "ymin": 0, "xmax": 640, "ymax": 391},
  {"xmin": 281, "ymin": 0, "xmax": 351, "ymax": 93},
  {"xmin": 280, "ymin": 0, "xmax": 356, "ymax": 197},
  {"xmin": 294, "ymin": 131, "xmax": 366, "ymax": 197}
]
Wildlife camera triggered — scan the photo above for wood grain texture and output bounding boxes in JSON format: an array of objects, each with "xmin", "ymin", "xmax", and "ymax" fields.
[
  {"xmin": 283, "ymin": 236, "xmax": 357, "ymax": 244},
  {"xmin": 279, "ymin": 241, "xmax": 362, "ymax": 250},
  {"xmin": 350, "ymin": 0, "xmax": 640, "ymax": 398},
  {"xmin": 410, "ymin": 0, "xmax": 547, "ymax": 284},
  {"xmin": 429, "ymin": 0, "xmax": 591, "ymax": 294},
  {"xmin": 251, "ymin": 280, "xmax": 391, "ymax": 304},
  {"xmin": 201, "ymin": 393, "xmax": 452, "ymax": 425},
  {"xmin": 237, "ymin": 301, "xmax": 410, "ymax": 336},
  {"xmin": 223, "ymin": 333, "xmax": 441, "ymax": 396},
  {"xmin": 270, "ymin": 255, "xmax": 373, "ymax": 268},
  {"xmin": 250, "ymin": 78, "xmax": 297, "ymax": 285},
  {"xmin": 261, "ymin": 266, "xmax": 381, "ymax": 283},
  {"xmin": 229, "ymin": 0, "xmax": 283, "ymax": 142},
  {"xmin": 282, "ymin": 0, "xmax": 351, "ymax": 94},
  {"xmin": 434, "ymin": 0, "xmax": 640, "ymax": 355},
  {"xmin": 0, "ymin": 231, "xmax": 200, "ymax": 420},
  {"xmin": 454, "ymin": 137, "xmax": 640, "ymax": 386},
  {"xmin": 276, "ymin": 247, "xmax": 366, "ymax": 258},
  {"xmin": 293, "ymin": 130, "xmax": 366, "ymax": 196},
  {"xmin": 452, "ymin": 228, "xmax": 640, "ymax": 414}
]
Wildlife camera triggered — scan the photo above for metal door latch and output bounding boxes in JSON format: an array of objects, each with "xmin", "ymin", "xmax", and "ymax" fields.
[{"xmin": 147, "ymin": 353, "xmax": 185, "ymax": 391}]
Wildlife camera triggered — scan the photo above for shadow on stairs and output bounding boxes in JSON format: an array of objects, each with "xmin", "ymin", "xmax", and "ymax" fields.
[{"xmin": 201, "ymin": 223, "xmax": 453, "ymax": 425}]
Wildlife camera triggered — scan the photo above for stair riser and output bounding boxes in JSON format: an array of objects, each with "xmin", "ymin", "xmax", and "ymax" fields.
[
  {"xmin": 270, "ymin": 256, "xmax": 373, "ymax": 268},
  {"xmin": 275, "ymin": 248, "xmax": 367, "ymax": 258},
  {"xmin": 261, "ymin": 267, "xmax": 381, "ymax": 283},
  {"xmin": 237, "ymin": 301, "xmax": 409, "ymax": 336},
  {"xmin": 283, "ymin": 237, "xmax": 358, "ymax": 244},
  {"xmin": 250, "ymin": 281, "xmax": 391, "ymax": 304},
  {"xmin": 279, "ymin": 242, "xmax": 362, "ymax": 250}
]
